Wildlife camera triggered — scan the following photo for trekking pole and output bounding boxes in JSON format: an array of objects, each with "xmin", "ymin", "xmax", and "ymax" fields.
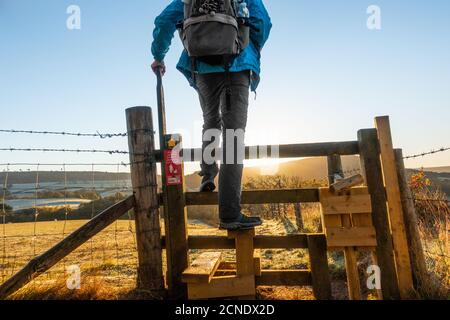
[{"xmin": 156, "ymin": 67, "xmax": 167, "ymax": 153}]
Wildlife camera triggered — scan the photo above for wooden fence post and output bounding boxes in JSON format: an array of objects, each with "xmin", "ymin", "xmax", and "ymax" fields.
[
  {"xmin": 358, "ymin": 129, "xmax": 400, "ymax": 299},
  {"xmin": 161, "ymin": 134, "xmax": 189, "ymax": 299},
  {"xmin": 307, "ymin": 234, "xmax": 332, "ymax": 300},
  {"xmin": 327, "ymin": 154, "xmax": 362, "ymax": 300},
  {"xmin": 394, "ymin": 148, "xmax": 428, "ymax": 292},
  {"xmin": 375, "ymin": 116, "xmax": 414, "ymax": 298},
  {"xmin": 126, "ymin": 106, "xmax": 165, "ymax": 293}
]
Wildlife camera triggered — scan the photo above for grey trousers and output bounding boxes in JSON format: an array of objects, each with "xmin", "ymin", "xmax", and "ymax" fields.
[{"xmin": 196, "ymin": 71, "xmax": 250, "ymax": 222}]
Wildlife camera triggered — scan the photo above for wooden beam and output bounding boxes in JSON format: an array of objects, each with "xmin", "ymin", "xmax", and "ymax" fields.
[
  {"xmin": 126, "ymin": 107, "xmax": 165, "ymax": 292},
  {"xmin": 161, "ymin": 234, "xmax": 310, "ymax": 249},
  {"xmin": 185, "ymin": 188, "xmax": 319, "ymax": 206},
  {"xmin": 358, "ymin": 128, "xmax": 400, "ymax": 299},
  {"xmin": 307, "ymin": 234, "xmax": 332, "ymax": 300},
  {"xmin": 375, "ymin": 116, "xmax": 414, "ymax": 298},
  {"xmin": 154, "ymin": 141, "xmax": 360, "ymax": 162},
  {"xmin": 394, "ymin": 149, "xmax": 429, "ymax": 292},
  {"xmin": 0, "ymin": 196, "xmax": 135, "ymax": 299},
  {"xmin": 188, "ymin": 275, "xmax": 255, "ymax": 300},
  {"xmin": 255, "ymin": 270, "xmax": 312, "ymax": 286}
]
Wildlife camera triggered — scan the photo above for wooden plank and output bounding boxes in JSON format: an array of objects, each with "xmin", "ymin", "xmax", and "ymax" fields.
[
  {"xmin": 161, "ymin": 134, "xmax": 189, "ymax": 299},
  {"xmin": 126, "ymin": 107, "xmax": 165, "ymax": 292},
  {"xmin": 307, "ymin": 234, "xmax": 332, "ymax": 300},
  {"xmin": 326, "ymin": 227, "xmax": 377, "ymax": 247},
  {"xmin": 0, "ymin": 196, "xmax": 135, "ymax": 299},
  {"xmin": 185, "ymin": 189, "xmax": 319, "ymax": 206},
  {"xmin": 394, "ymin": 149, "xmax": 429, "ymax": 291},
  {"xmin": 330, "ymin": 174, "xmax": 365, "ymax": 193},
  {"xmin": 375, "ymin": 116, "xmax": 414, "ymax": 298},
  {"xmin": 255, "ymin": 270, "xmax": 312, "ymax": 286},
  {"xmin": 358, "ymin": 128, "xmax": 400, "ymax": 299},
  {"xmin": 182, "ymin": 252, "xmax": 222, "ymax": 284},
  {"xmin": 320, "ymin": 194, "xmax": 372, "ymax": 215},
  {"xmin": 188, "ymin": 275, "xmax": 255, "ymax": 300},
  {"xmin": 162, "ymin": 234, "xmax": 309, "ymax": 250}
]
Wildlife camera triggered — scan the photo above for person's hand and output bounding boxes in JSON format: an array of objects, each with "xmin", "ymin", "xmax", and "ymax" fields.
[{"xmin": 151, "ymin": 60, "xmax": 166, "ymax": 76}]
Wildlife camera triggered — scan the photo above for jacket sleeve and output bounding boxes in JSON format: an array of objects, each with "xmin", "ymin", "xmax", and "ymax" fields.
[
  {"xmin": 151, "ymin": 0, "xmax": 184, "ymax": 62},
  {"xmin": 247, "ymin": 0, "xmax": 272, "ymax": 52}
]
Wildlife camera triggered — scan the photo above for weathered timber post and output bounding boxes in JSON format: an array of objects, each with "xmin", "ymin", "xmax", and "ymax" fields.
[
  {"xmin": 358, "ymin": 129, "xmax": 400, "ymax": 299},
  {"xmin": 161, "ymin": 134, "xmax": 189, "ymax": 299},
  {"xmin": 375, "ymin": 116, "xmax": 414, "ymax": 298},
  {"xmin": 394, "ymin": 149, "xmax": 428, "ymax": 293},
  {"xmin": 327, "ymin": 154, "xmax": 362, "ymax": 300},
  {"xmin": 307, "ymin": 234, "xmax": 332, "ymax": 300},
  {"xmin": 126, "ymin": 106, "xmax": 164, "ymax": 293}
]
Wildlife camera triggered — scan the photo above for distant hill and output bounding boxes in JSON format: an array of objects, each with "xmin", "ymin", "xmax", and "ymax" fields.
[
  {"xmin": 0, "ymin": 171, "xmax": 130, "ymax": 185},
  {"xmin": 420, "ymin": 166, "xmax": 450, "ymax": 173}
]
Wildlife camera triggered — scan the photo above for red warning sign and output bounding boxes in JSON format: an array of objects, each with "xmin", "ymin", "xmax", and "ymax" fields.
[{"xmin": 164, "ymin": 150, "xmax": 183, "ymax": 186}]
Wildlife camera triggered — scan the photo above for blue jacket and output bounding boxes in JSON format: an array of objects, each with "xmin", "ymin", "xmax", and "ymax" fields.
[{"xmin": 151, "ymin": 0, "xmax": 272, "ymax": 91}]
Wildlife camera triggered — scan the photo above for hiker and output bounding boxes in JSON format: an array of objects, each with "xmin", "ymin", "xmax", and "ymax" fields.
[{"xmin": 151, "ymin": 0, "xmax": 272, "ymax": 230}]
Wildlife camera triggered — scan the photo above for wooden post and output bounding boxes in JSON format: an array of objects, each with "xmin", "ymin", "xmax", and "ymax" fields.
[
  {"xmin": 394, "ymin": 149, "xmax": 428, "ymax": 292},
  {"xmin": 228, "ymin": 229, "xmax": 257, "ymax": 299},
  {"xmin": 307, "ymin": 234, "xmax": 332, "ymax": 300},
  {"xmin": 327, "ymin": 154, "xmax": 362, "ymax": 300},
  {"xmin": 375, "ymin": 116, "xmax": 414, "ymax": 298},
  {"xmin": 358, "ymin": 129, "xmax": 400, "ymax": 299},
  {"xmin": 126, "ymin": 107, "xmax": 165, "ymax": 293},
  {"xmin": 161, "ymin": 134, "xmax": 189, "ymax": 299}
]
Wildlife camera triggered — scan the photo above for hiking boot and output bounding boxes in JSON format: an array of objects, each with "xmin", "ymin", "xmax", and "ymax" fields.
[
  {"xmin": 199, "ymin": 176, "xmax": 216, "ymax": 192},
  {"xmin": 219, "ymin": 214, "xmax": 263, "ymax": 230}
]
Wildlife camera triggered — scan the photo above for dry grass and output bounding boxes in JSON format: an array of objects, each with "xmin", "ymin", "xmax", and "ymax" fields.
[{"xmin": 1, "ymin": 218, "xmax": 324, "ymax": 300}]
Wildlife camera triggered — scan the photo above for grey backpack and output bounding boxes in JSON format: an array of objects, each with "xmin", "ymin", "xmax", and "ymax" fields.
[{"xmin": 179, "ymin": 0, "xmax": 250, "ymax": 67}]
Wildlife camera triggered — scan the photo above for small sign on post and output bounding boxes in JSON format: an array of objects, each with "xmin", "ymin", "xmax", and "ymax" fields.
[{"xmin": 164, "ymin": 149, "xmax": 183, "ymax": 186}]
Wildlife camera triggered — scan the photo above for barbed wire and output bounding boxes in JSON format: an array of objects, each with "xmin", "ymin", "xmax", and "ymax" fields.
[
  {"xmin": 403, "ymin": 147, "xmax": 450, "ymax": 160},
  {"xmin": 0, "ymin": 129, "xmax": 127, "ymax": 139},
  {"xmin": 0, "ymin": 162, "xmax": 132, "ymax": 167},
  {"xmin": 0, "ymin": 147, "xmax": 131, "ymax": 155}
]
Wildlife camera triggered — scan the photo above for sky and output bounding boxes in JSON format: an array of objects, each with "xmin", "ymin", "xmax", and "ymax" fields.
[{"xmin": 0, "ymin": 0, "xmax": 449, "ymax": 174}]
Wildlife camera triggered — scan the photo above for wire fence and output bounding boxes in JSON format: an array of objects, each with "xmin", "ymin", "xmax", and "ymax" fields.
[{"xmin": 0, "ymin": 161, "xmax": 138, "ymax": 295}]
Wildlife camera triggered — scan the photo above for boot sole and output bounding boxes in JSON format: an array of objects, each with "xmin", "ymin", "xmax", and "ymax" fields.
[{"xmin": 219, "ymin": 220, "xmax": 263, "ymax": 231}]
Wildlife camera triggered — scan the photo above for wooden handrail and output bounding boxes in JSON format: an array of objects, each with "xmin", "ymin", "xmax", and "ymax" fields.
[{"xmin": 153, "ymin": 141, "xmax": 360, "ymax": 162}]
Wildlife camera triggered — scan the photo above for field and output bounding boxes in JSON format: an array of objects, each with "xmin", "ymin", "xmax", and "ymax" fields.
[{"xmin": 0, "ymin": 213, "xmax": 354, "ymax": 300}]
